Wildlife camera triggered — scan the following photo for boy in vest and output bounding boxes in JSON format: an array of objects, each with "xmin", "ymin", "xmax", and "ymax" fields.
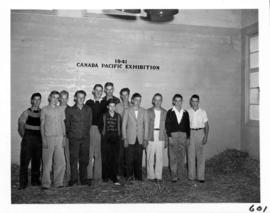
[
  {"xmin": 18, "ymin": 93, "xmax": 42, "ymax": 189},
  {"xmin": 99, "ymin": 99, "xmax": 121, "ymax": 185}
]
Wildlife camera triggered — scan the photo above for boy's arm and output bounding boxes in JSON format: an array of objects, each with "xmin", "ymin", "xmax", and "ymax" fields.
[
  {"xmin": 117, "ymin": 113, "xmax": 122, "ymax": 138},
  {"xmin": 164, "ymin": 111, "xmax": 169, "ymax": 148},
  {"xmin": 186, "ymin": 112, "xmax": 190, "ymax": 139},
  {"xmin": 202, "ymin": 121, "xmax": 209, "ymax": 145},
  {"xmin": 122, "ymin": 109, "xmax": 128, "ymax": 147},
  {"xmin": 40, "ymin": 109, "xmax": 48, "ymax": 148},
  {"xmin": 165, "ymin": 111, "xmax": 172, "ymax": 138},
  {"xmin": 18, "ymin": 110, "xmax": 28, "ymax": 138},
  {"xmin": 61, "ymin": 108, "xmax": 66, "ymax": 147},
  {"xmin": 65, "ymin": 107, "xmax": 71, "ymax": 139}
]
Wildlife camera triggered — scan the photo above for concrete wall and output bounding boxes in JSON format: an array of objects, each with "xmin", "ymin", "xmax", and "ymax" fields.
[
  {"xmin": 11, "ymin": 11, "xmax": 242, "ymax": 165},
  {"xmin": 241, "ymin": 22, "xmax": 259, "ymax": 159}
]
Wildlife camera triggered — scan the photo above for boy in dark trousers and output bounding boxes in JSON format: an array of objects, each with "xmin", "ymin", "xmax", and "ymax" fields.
[
  {"xmin": 18, "ymin": 93, "xmax": 42, "ymax": 189},
  {"xmin": 99, "ymin": 99, "xmax": 121, "ymax": 185}
]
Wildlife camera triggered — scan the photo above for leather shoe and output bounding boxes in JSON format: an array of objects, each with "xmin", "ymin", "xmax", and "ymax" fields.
[
  {"xmin": 68, "ymin": 180, "xmax": 77, "ymax": 187},
  {"xmin": 156, "ymin": 179, "xmax": 162, "ymax": 184},
  {"xmin": 171, "ymin": 177, "xmax": 178, "ymax": 182},
  {"xmin": 18, "ymin": 185, "xmax": 27, "ymax": 190},
  {"xmin": 41, "ymin": 186, "xmax": 49, "ymax": 190},
  {"xmin": 31, "ymin": 180, "xmax": 41, "ymax": 186}
]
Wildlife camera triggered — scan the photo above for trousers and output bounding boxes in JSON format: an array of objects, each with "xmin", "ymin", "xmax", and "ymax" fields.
[
  {"xmin": 64, "ymin": 137, "xmax": 70, "ymax": 180},
  {"xmin": 87, "ymin": 126, "xmax": 102, "ymax": 179},
  {"xmin": 42, "ymin": 136, "xmax": 65, "ymax": 188},
  {"xmin": 102, "ymin": 134, "xmax": 120, "ymax": 182},
  {"xmin": 188, "ymin": 129, "xmax": 205, "ymax": 181},
  {"xmin": 118, "ymin": 139, "xmax": 127, "ymax": 177},
  {"xmin": 147, "ymin": 130, "xmax": 164, "ymax": 180},
  {"xmin": 69, "ymin": 137, "xmax": 90, "ymax": 184},
  {"xmin": 126, "ymin": 138, "xmax": 143, "ymax": 181},
  {"xmin": 168, "ymin": 132, "xmax": 187, "ymax": 179},
  {"xmin": 19, "ymin": 131, "xmax": 42, "ymax": 187}
]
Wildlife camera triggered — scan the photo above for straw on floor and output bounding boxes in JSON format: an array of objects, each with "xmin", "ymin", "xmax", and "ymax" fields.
[{"xmin": 11, "ymin": 149, "xmax": 260, "ymax": 203}]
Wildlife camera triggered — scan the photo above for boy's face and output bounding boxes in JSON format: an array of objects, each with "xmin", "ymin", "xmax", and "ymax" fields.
[
  {"xmin": 153, "ymin": 95, "xmax": 162, "ymax": 108},
  {"xmin": 105, "ymin": 85, "xmax": 114, "ymax": 97},
  {"xmin": 75, "ymin": 93, "xmax": 85, "ymax": 105},
  {"xmin": 60, "ymin": 94, "xmax": 68, "ymax": 106},
  {"xmin": 133, "ymin": 97, "xmax": 141, "ymax": 107},
  {"xmin": 120, "ymin": 91, "xmax": 129, "ymax": 102},
  {"xmin": 173, "ymin": 97, "xmax": 182, "ymax": 108},
  {"xmin": 93, "ymin": 86, "xmax": 103, "ymax": 99},
  {"xmin": 190, "ymin": 98, "xmax": 199, "ymax": 108},
  {"xmin": 50, "ymin": 94, "xmax": 60, "ymax": 106},
  {"xmin": 108, "ymin": 103, "xmax": 116, "ymax": 113},
  {"xmin": 31, "ymin": 96, "xmax": 41, "ymax": 108}
]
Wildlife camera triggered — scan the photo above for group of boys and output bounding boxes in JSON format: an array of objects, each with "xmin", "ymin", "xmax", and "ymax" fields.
[{"xmin": 18, "ymin": 82, "xmax": 209, "ymax": 190}]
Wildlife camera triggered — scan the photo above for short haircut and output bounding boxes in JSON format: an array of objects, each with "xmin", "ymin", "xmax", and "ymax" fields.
[
  {"xmin": 107, "ymin": 98, "xmax": 117, "ymax": 106},
  {"xmin": 49, "ymin": 90, "xmax": 60, "ymax": 97},
  {"xmin": 152, "ymin": 93, "xmax": 163, "ymax": 105},
  {"xmin": 190, "ymin": 94, "xmax": 200, "ymax": 100},
  {"xmin": 104, "ymin": 82, "xmax": 114, "ymax": 88},
  {"xmin": 60, "ymin": 90, "xmax": 69, "ymax": 97},
  {"xmin": 131, "ymin": 92, "xmax": 142, "ymax": 100},
  {"xmin": 172, "ymin": 94, "xmax": 183, "ymax": 102},
  {"xmin": 74, "ymin": 90, "xmax": 87, "ymax": 97},
  {"xmin": 120, "ymin": 88, "xmax": 130, "ymax": 95},
  {"xmin": 31, "ymin": 92, "xmax": 41, "ymax": 100},
  {"xmin": 93, "ymin": 84, "xmax": 103, "ymax": 90}
]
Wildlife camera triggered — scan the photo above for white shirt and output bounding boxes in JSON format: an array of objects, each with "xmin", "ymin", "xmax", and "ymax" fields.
[
  {"xmin": 154, "ymin": 109, "xmax": 161, "ymax": 129},
  {"xmin": 94, "ymin": 98, "xmax": 102, "ymax": 103},
  {"xmin": 188, "ymin": 108, "xmax": 208, "ymax": 128},
  {"xmin": 172, "ymin": 106, "xmax": 184, "ymax": 124},
  {"xmin": 134, "ymin": 110, "xmax": 138, "ymax": 119}
]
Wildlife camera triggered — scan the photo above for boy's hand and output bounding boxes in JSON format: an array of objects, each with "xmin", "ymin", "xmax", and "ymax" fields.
[
  {"xmin": 202, "ymin": 135, "xmax": 208, "ymax": 145},
  {"xmin": 42, "ymin": 138, "xmax": 48, "ymax": 149},
  {"xmin": 62, "ymin": 136, "xmax": 66, "ymax": 147},
  {"xmin": 186, "ymin": 138, "xmax": 190, "ymax": 146},
  {"xmin": 124, "ymin": 139, "xmax": 128, "ymax": 148},
  {"xmin": 142, "ymin": 140, "xmax": 148, "ymax": 149},
  {"xmin": 164, "ymin": 140, "xmax": 168, "ymax": 149}
]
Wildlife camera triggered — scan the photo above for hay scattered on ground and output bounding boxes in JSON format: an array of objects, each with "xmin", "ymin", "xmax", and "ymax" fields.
[{"xmin": 11, "ymin": 149, "xmax": 260, "ymax": 203}]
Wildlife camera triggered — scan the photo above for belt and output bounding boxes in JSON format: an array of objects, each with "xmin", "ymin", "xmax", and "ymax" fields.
[
  {"xmin": 191, "ymin": 128, "xmax": 204, "ymax": 131},
  {"xmin": 154, "ymin": 128, "xmax": 160, "ymax": 130}
]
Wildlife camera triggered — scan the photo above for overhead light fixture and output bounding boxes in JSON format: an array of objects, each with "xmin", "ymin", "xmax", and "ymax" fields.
[
  {"xmin": 102, "ymin": 9, "xmax": 179, "ymax": 22},
  {"xmin": 116, "ymin": 9, "xmax": 141, "ymax": 14},
  {"xmin": 144, "ymin": 9, "xmax": 179, "ymax": 22}
]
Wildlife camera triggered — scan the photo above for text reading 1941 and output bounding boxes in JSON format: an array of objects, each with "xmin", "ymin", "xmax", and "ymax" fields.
[{"xmin": 76, "ymin": 59, "xmax": 160, "ymax": 70}]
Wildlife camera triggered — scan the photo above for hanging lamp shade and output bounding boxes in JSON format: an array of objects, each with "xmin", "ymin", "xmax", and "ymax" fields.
[
  {"xmin": 116, "ymin": 9, "xmax": 141, "ymax": 14},
  {"xmin": 144, "ymin": 9, "xmax": 179, "ymax": 22}
]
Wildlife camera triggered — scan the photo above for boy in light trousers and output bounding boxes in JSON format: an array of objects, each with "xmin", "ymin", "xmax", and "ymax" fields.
[{"xmin": 41, "ymin": 90, "xmax": 66, "ymax": 189}]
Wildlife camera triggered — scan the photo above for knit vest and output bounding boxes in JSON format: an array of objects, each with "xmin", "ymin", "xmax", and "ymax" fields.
[{"xmin": 25, "ymin": 108, "xmax": 41, "ymax": 132}]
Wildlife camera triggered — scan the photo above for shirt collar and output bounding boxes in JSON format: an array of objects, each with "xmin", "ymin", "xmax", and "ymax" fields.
[
  {"xmin": 172, "ymin": 106, "xmax": 183, "ymax": 113},
  {"xmin": 73, "ymin": 104, "xmax": 85, "ymax": 109},
  {"xmin": 103, "ymin": 96, "xmax": 115, "ymax": 101},
  {"xmin": 107, "ymin": 112, "xmax": 117, "ymax": 118},
  {"xmin": 121, "ymin": 101, "xmax": 130, "ymax": 107},
  {"xmin": 94, "ymin": 98, "xmax": 102, "ymax": 103},
  {"xmin": 191, "ymin": 107, "xmax": 201, "ymax": 112}
]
